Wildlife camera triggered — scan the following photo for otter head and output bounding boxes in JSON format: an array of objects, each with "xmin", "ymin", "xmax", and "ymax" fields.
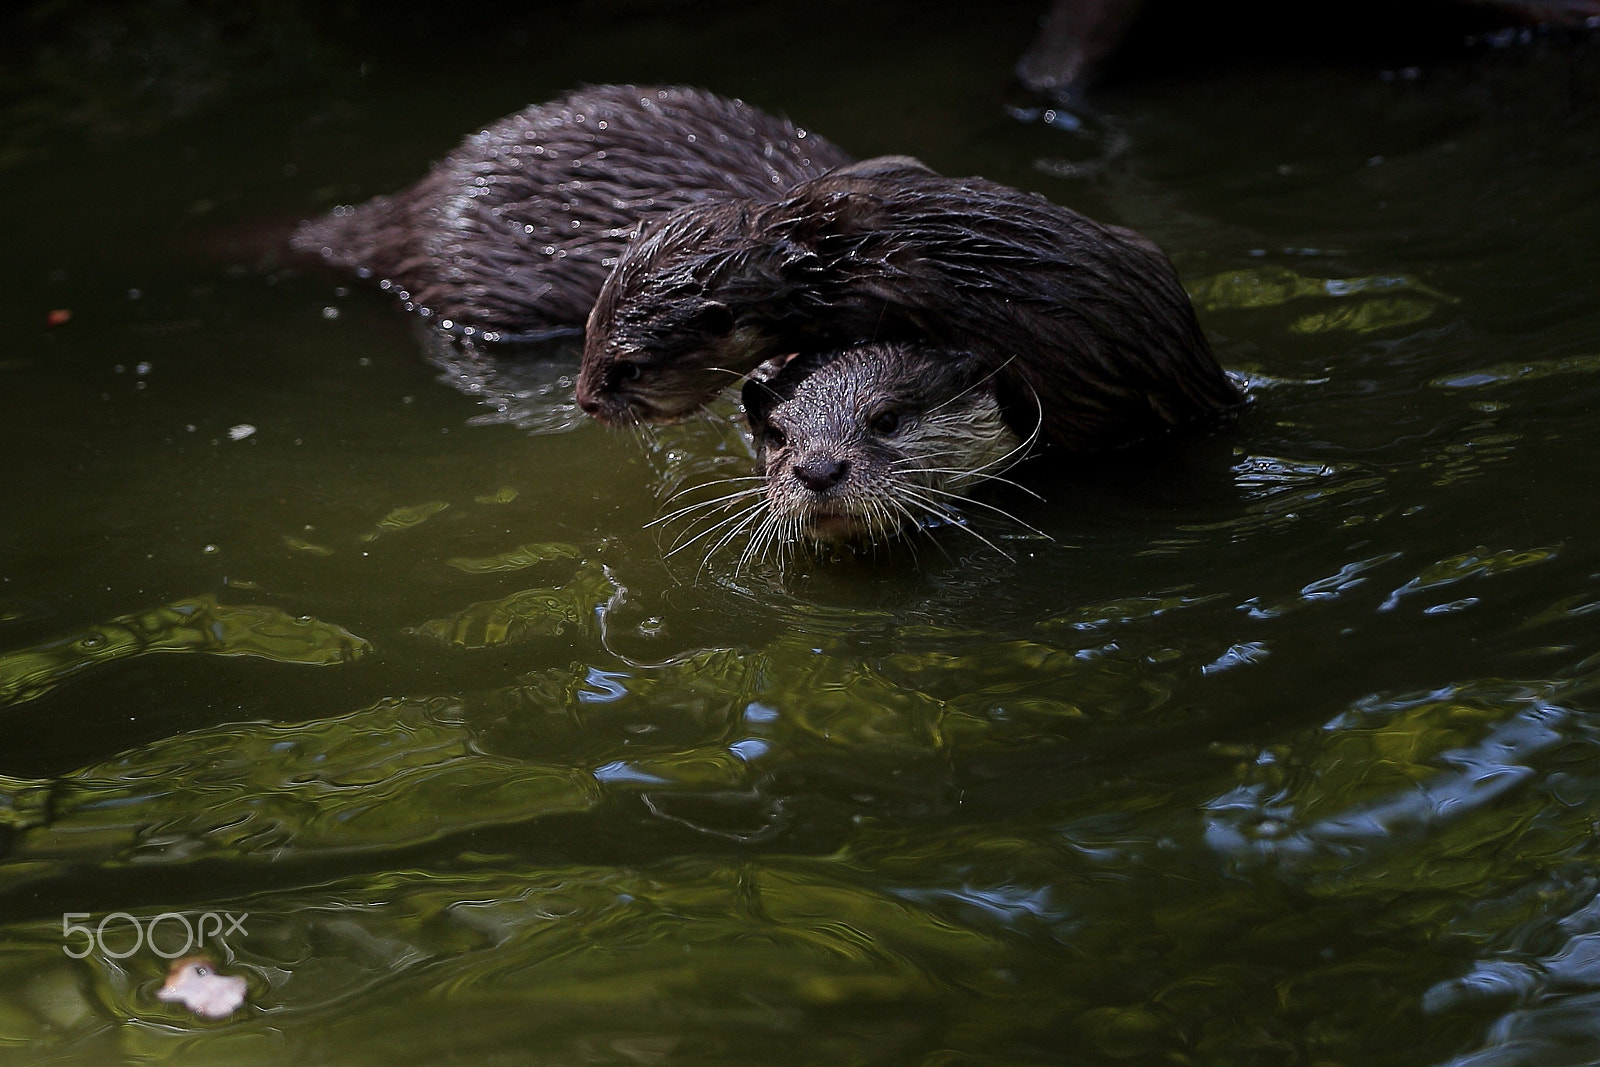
[
  {"xmin": 576, "ymin": 156, "xmax": 933, "ymax": 426},
  {"xmin": 577, "ymin": 200, "xmax": 775, "ymax": 424},
  {"xmin": 741, "ymin": 344, "xmax": 1025, "ymax": 546}
]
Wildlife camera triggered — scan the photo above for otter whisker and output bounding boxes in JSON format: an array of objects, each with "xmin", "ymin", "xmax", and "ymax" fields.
[
  {"xmin": 666, "ymin": 498, "xmax": 766, "ymax": 557},
  {"xmin": 649, "ymin": 482, "xmax": 767, "ymax": 527},
  {"xmin": 705, "ymin": 502, "xmax": 771, "ymax": 577},
  {"xmin": 897, "ymin": 461, "xmax": 1042, "ymax": 500},
  {"xmin": 924, "ymin": 353, "xmax": 1021, "ymax": 417},
  {"xmin": 897, "ymin": 487, "xmax": 1015, "ymax": 560},
  {"xmin": 653, "ymin": 499, "xmax": 764, "ymax": 544},
  {"xmin": 704, "ymin": 363, "xmax": 761, "ymax": 384},
  {"xmin": 671, "ymin": 492, "xmax": 763, "ymax": 544},
  {"xmin": 735, "ymin": 510, "xmax": 783, "ymax": 576},
  {"xmin": 877, "ymin": 493, "xmax": 952, "ymax": 564},
  {"xmin": 907, "ymin": 482, "xmax": 1051, "ymax": 540},
  {"xmin": 624, "ymin": 416, "xmax": 663, "ymax": 451},
  {"xmin": 656, "ymin": 473, "xmax": 766, "ymax": 506}
]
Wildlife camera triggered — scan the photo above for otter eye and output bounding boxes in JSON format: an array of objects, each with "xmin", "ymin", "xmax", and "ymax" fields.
[
  {"xmin": 870, "ymin": 410, "xmax": 902, "ymax": 436},
  {"xmin": 763, "ymin": 425, "xmax": 788, "ymax": 449},
  {"xmin": 611, "ymin": 360, "xmax": 641, "ymax": 385}
]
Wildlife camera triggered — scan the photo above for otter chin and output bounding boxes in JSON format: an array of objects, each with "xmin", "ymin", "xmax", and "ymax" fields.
[
  {"xmin": 804, "ymin": 509, "xmax": 870, "ymax": 542},
  {"xmin": 579, "ymin": 156, "xmax": 1243, "ymax": 452},
  {"xmin": 726, "ymin": 343, "xmax": 1027, "ymax": 556}
]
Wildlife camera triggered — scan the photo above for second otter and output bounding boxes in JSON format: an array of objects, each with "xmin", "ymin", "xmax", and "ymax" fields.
[{"xmin": 579, "ymin": 157, "xmax": 1242, "ymax": 452}]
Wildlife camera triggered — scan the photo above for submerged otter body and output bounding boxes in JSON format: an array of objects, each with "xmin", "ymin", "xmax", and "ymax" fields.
[
  {"xmin": 292, "ymin": 85, "xmax": 852, "ymax": 341},
  {"xmin": 731, "ymin": 343, "xmax": 1024, "ymax": 550},
  {"xmin": 579, "ymin": 156, "xmax": 1242, "ymax": 451}
]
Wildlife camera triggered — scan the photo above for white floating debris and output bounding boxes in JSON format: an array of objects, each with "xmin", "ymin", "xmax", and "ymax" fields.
[
  {"xmin": 227, "ymin": 425, "xmax": 256, "ymax": 441},
  {"xmin": 157, "ymin": 957, "xmax": 248, "ymax": 1019}
]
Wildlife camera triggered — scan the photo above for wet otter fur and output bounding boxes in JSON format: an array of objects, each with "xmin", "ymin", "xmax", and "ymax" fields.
[
  {"xmin": 578, "ymin": 156, "xmax": 1242, "ymax": 451},
  {"xmin": 292, "ymin": 85, "xmax": 852, "ymax": 342},
  {"xmin": 662, "ymin": 344, "xmax": 1029, "ymax": 564},
  {"xmin": 744, "ymin": 344, "xmax": 1028, "ymax": 549}
]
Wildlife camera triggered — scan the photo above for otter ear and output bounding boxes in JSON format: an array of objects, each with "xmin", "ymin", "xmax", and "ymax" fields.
[
  {"xmin": 741, "ymin": 374, "xmax": 782, "ymax": 432},
  {"xmin": 824, "ymin": 155, "xmax": 935, "ymax": 180},
  {"xmin": 687, "ymin": 300, "xmax": 734, "ymax": 337},
  {"xmin": 741, "ymin": 352, "xmax": 814, "ymax": 431}
]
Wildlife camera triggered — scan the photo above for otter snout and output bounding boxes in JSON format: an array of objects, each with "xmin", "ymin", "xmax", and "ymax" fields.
[
  {"xmin": 574, "ymin": 381, "xmax": 619, "ymax": 422},
  {"xmin": 792, "ymin": 454, "xmax": 849, "ymax": 492},
  {"xmin": 574, "ymin": 357, "xmax": 642, "ymax": 423}
]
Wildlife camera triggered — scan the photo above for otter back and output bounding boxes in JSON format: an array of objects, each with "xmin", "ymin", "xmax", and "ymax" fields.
[{"xmin": 292, "ymin": 85, "xmax": 852, "ymax": 341}]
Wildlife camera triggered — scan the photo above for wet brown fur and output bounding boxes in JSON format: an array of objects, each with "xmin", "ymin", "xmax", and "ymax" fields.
[
  {"xmin": 292, "ymin": 85, "xmax": 852, "ymax": 340},
  {"xmin": 579, "ymin": 157, "xmax": 1242, "ymax": 451}
]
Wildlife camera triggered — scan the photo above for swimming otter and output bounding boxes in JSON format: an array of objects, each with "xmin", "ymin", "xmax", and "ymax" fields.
[
  {"xmin": 661, "ymin": 344, "xmax": 1028, "ymax": 563},
  {"xmin": 742, "ymin": 343, "xmax": 1028, "ymax": 548},
  {"xmin": 577, "ymin": 156, "xmax": 1242, "ymax": 452},
  {"xmin": 292, "ymin": 85, "xmax": 853, "ymax": 342}
]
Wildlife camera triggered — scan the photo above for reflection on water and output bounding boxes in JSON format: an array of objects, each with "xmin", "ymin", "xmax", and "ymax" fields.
[
  {"xmin": 2, "ymin": 1, "xmax": 1600, "ymax": 1064},
  {"xmin": 0, "ymin": 596, "xmax": 368, "ymax": 707},
  {"xmin": 416, "ymin": 328, "xmax": 589, "ymax": 434}
]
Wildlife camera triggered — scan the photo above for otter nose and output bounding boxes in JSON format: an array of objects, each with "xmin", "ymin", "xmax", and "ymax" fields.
[
  {"xmin": 578, "ymin": 396, "xmax": 602, "ymax": 416},
  {"xmin": 793, "ymin": 455, "xmax": 848, "ymax": 492}
]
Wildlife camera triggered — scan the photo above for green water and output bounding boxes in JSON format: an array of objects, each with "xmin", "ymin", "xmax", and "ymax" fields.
[{"xmin": 3, "ymin": 2, "xmax": 1600, "ymax": 1064}]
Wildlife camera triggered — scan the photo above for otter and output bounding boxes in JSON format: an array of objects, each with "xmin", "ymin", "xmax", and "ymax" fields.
[
  {"xmin": 292, "ymin": 85, "xmax": 852, "ymax": 342},
  {"xmin": 743, "ymin": 344, "xmax": 1028, "ymax": 548},
  {"xmin": 577, "ymin": 156, "xmax": 1242, "ymax": 452},
  {"xmin": 661, "ymin": 344, "xmax": 1029, "ymax": 563}
]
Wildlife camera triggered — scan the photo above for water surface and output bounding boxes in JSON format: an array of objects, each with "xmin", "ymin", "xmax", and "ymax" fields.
[{"xmin": 2, "ymin": 3, "xmax": 1600, "ymax": 1064}]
